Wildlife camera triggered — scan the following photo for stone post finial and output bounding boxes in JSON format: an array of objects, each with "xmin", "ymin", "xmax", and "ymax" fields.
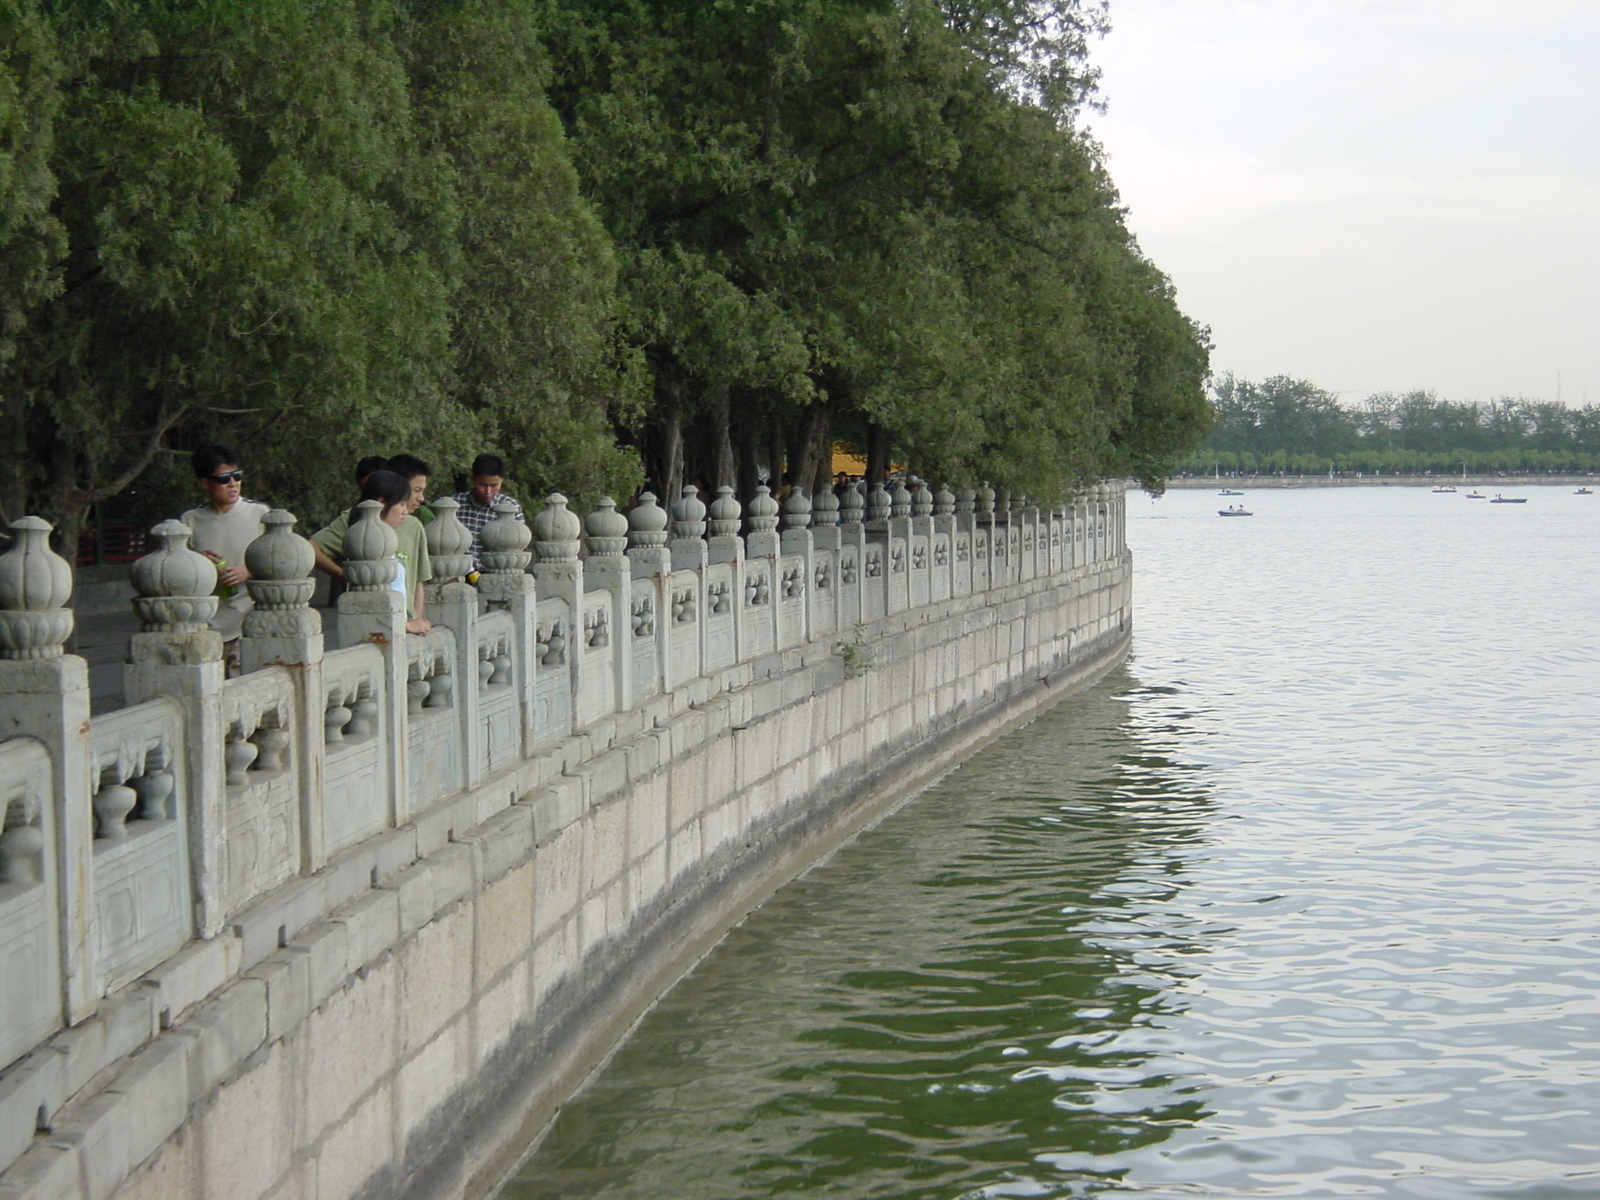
[
  {"xmin": 707, "ymin": 486, "xmax": 742, "ymax": 537},
  {"xmin": 934, "ymin": 484, "xmax": 955, "ymax": 516},
  {"xmin": 838, "ymin": 484, "xmax": 864, "ymax": 528},
  {"xmin": 426, "ymin": 497, "xmax": 476, "ymax": 583},
  {"xmin": 627, "ymin": 492, "xmax": 669, "ymax": 551},
  {"xmin": 532, "ymin": 493, "xmax": 582, "ymax": 564},
  {"xmin": 812, "ymin": 486, "xmax": 839, "ymax": 527},
  {"xmin": 994, "ymin": 486, "xmax": 1012, "ymax": 517},
  {"xmin": 585, "ymin": 497, "xmax": 629, "ymax": 558},
  {"xmin": 782, "ymin": 485, "xmax": 812, "ymax": 530},
  {"xmin": 975, "ymin": 483, "xmax": 996, "ymax": 520},
  {"xmin": 746, "ymin": 485, "xmax": 780, "ymax": 534},
  {"xmin": 480, "ymin": 502, "xmax": 533, "ymax": 575},
  {"xmin": 128, "ymin": 519, "xmax": 220, "ymax": 632},
  {"xmin": 241, "ymin": 510, "xmax": 317, "ymax": 639},
  {"xmin": 0, "ymin": 515, "xmax": 75, "ymax": 658},
  {"xmin": 955, "ymin": 486, "xmax": 976, "ymax": 515},
  {"xmin": 865, "ymin": 482, "xmax": 891, "ymax": 523},
  {"xmin": 888, "ymin": 480, "xmax": 911, "ymax": 519},
  {"xmin": 911, "ymin": 479, "xmax": 934, "ymax": 518},
  {"xmin": 670, "ymin": 485, "xmax": 707, "ymax": 540},
  {"xmin": 342, "ymin": 500, "xmax": 399, "ymax": 590}
]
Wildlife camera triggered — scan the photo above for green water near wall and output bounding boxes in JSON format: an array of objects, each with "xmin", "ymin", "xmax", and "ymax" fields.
[{"xmin": 498, "ymin": 486, "xmax": 1600, "ymax": 1199}]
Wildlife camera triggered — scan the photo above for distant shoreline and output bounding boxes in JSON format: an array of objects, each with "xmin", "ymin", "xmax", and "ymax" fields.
[{"xmin": 1163, "ymin": 474, "xmax": 1595, "ymax": 490}]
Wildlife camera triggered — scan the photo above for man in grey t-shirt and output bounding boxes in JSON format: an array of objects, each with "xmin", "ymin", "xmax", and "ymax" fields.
[{"xmin": 180, "ymin": 443, "xmax": 270, "ymax": 672}]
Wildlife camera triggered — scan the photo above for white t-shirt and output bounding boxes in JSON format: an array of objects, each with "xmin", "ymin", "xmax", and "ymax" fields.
[{"xmin": 180, "ymin": 500, "xmax": 270, "ymax": 640}]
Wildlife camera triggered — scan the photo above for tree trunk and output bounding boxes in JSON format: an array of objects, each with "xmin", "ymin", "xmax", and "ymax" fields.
[
  {"xmin": 809, "ymin": 406, "xmax": 834, "ymax": 496},
  {"xmin": 661, "ymin": 406, "xmax": 684, "ymax": 505},
  {"xmin": 706, "ymin": 384, "xmax": 735, "ymax": 490},
  {"xmin": 790, "ymin": 404, "xmax": 830, "ymax": 501},
  {"xmin": 866, "ymin": 421, "xmax": 890, "ymax": 485},
  {"xmin": 766, "ymin": 420, "xmax": 786, "ymax": 490},
  {"xmin": 735, "ymin": 412, "xmax": 761, "ymax": 526}
]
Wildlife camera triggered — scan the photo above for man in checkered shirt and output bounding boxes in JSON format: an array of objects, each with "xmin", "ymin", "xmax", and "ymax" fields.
[{"xmin": 448, "ymin": 453, "xmax": 524, "ymax": 564}]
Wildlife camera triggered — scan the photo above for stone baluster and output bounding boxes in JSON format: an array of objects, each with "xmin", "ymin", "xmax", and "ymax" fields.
[
  {"xmin": 834, "ymin": 485, "xmax": 866, "ymax": 628},
  {"xmin": 888, "ymin": 480, "xmax": 912, "ymax": 521},
  {"xmin": 864, "ymin": 481, "xmax": 892, "ymax": 528},
  {"xmin": 585, "ymin": 497, "xmax": 633, "ymax": 711},
  {"xmin": 424, "ymin": 497, "xmax": 476, "ymax": 590},
  {"xmin": 745, "ymin": 484, "xmax": 781, "ymax": 559},
  {"xmin": 743, "ymin": 484, "xmax": 781, "ymax": 650},
  {"xmin": 930, "ymin": 484, "xmax": 956, "ymax": 600},
  {"xmin": 422, "ymin": 496, "xmax": 484, "ymax": 788},
  {"xmin": 336, "ymin": 500, "xmax": 411, "ymax": 826},
  {"xmin": 121, "ymin": 519, "xmax": 229, "ymax": 942},
  {"xmin": 669, "ymin": 485, "xmax": 708, "ymax": 573},
  {"xmin": 532, "ymin": 493, "xmax": 585, "ymax": 735},
  {"xmin": 0, "ymin": 516, "xmax": 97, "ymax": 1020},
  {"xmin": 884, "ymin": 482, "xmax": 912, "ymax": 613},
  {"xmin": 779, "ymin": 487, "xmax": 814, "ymax": 642},
  {"xmin": 971, "ymin": 484, "xmax": 995, "ymax": 591},
  {"xmin": 707, "ymin": 486, "xmax": 744, "ymax": 565},
  {"xmin": 626, "ymin": 492, "xmax": 671, "ymax": 578},
  {"xmin": 781, "ymin": 486, "xmax": 812, "ymax": 547},
  {"xmin": 239, "ymin": 510, "xmax": 327, "ymax": 871},
  {"xmin": 838, "ymin": 483, "xmax": 864, "ymax": 528},
  {"xmin": 1014, "ymin": 492, "xmax": 1037, "ymax": 582},
  {"xmin": 478, "ymin": 501, "xmax": 540, "ymax": 754},
  {"xmin": 810, "ymin": 486, "xmax": 841, "ymax": 551},
  {"xmin": 626, "ymin": 493, "xmax": 671, "ymax": 701},
  {"xmin": 975, "ymin": 483, "xmax": 996, "ymax": 523}
]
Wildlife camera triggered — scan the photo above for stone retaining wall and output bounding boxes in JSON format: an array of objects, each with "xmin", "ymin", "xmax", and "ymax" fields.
[{"xmin": 0, "ymin": 482, "xmax": 1129, "ymax": 1200}]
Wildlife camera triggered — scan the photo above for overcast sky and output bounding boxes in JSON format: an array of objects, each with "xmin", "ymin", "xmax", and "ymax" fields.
[{"xmin": 1085, "ymin": 0, "xmax": 1600, "ymax": 405}]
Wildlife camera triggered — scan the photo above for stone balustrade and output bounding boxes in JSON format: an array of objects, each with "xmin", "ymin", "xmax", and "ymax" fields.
[{"xmin": 0, "ymin": 478, "xmax": 1129, "ymax": 1200}]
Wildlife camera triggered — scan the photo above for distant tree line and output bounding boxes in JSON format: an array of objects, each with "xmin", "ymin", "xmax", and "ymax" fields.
[
  {"xmin": 1179, "ymin": 375, "xmax": 1600, "ymax": 477},
  {"xmin": 0, "ymin": 0, "xmax": 1212, "ymax": 553}
]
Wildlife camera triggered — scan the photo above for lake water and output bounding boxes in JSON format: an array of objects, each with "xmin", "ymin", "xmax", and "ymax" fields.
[{"xmin": 496, "ymin": 485, "xmax": 1600, "ymax": 1200}]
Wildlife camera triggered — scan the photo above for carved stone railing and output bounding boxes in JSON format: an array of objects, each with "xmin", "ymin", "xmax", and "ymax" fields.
[{"xmin": 0, "ymin": 479, "xmax": 1130, "ymax": 1162}]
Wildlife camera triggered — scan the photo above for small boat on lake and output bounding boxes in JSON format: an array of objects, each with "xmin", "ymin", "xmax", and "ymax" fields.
[
  {"xmin": 1219, "ymin": 489, "xmax": 1243, "ymax": 496},
  {"xmin": 1218, "ymin": 506, "xmax": 1253, "ymax": 517},
  {"xmin": 1432, "ymin": 485, "xmax": 1457, "ymax": 493},
  {"xmin": 1489, "ymin": 494, "xmax": 1527, "ymax": 504},
  {"xmin": 1577, "ymin": 488, "xmax": 1593, "ymax": 495},
  {"xmin": 1465, "ymin": 491, "xmax": 1486, "ymax": 499}
]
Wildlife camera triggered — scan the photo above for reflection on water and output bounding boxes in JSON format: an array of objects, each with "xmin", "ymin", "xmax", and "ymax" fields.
[{"xmin": 500, "ymin": 487, "xmax": 1600, "ymax": 1199}]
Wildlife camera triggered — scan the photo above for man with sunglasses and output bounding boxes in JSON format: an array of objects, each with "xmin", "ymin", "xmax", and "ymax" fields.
[{"xmin": 181, "ymin": 444, "xmax": 271, "ymax": 673}]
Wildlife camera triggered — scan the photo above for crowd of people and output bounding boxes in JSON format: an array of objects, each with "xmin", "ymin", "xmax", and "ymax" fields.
[{"xmin": 179, "ymin": 445, "xmax": 524, "ymax": 672}]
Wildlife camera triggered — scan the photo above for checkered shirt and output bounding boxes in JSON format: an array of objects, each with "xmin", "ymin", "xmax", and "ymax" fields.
[{"xmin": 447, "ymin": 491, "xmax": 524, "ymax": 559}]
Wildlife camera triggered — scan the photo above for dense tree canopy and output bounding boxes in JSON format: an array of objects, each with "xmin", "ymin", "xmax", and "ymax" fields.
[
  {"xmin": 1184, "ymin": 374, "xmax": 1600, "ymax": 476},
  {"xmin": 0, "ymin": 0, "xmax": 1211, "ymax": 553}
]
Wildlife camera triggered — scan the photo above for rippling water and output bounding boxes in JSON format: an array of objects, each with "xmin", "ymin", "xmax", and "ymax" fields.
[{"xmin": 497, "ymin": 486, "xmax": 1600, "ymax": 1200}]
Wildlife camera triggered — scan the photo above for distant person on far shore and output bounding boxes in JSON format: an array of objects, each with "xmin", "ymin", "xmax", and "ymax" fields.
[
  {"xmin": 447, "ymin": 453, "xmax": 523, "ymax": 562},
  {"xmin": 180, "ymin": 443, "xmax": 270, "ymax": 674}
]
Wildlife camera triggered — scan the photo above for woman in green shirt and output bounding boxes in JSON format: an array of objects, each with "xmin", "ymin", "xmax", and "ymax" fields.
[{"xmin": 311, "ymin": 470, "xmax": 433, "ymax": 633}]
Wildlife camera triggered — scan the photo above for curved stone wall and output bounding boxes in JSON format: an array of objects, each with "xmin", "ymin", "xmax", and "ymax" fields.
[{"xmin": 0, "ymin": 486, "xmax": 1129, "ymax": 1200}]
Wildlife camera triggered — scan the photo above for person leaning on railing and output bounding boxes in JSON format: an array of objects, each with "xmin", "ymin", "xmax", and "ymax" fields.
[
  {"xmin": 180, "ymin": 442, "xmax": 270, "ymax": 674},
  {"xmin": 446, "ymin": 453, "xmax": 524, "ymax": 564},
  {"xmin": 309, "ymin": 469, "xmax": 433, "ymax": 634}
]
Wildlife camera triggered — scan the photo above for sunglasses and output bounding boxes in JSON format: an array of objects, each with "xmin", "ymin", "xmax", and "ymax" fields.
[{"xmin": 205, "ymin": 471, "xmax": 244, "ymax": 484}]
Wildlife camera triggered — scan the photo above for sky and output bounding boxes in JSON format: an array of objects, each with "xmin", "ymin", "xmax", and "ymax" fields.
[{"xmin": 1084, "ymin": 0, "xmax": 1600, "ymax": 405}]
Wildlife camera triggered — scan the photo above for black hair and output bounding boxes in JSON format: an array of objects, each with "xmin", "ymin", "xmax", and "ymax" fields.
[
  {"xmin": 192, "ymin": 444, "xmax": 241, "ymax": 478},
  {"xmin": 355, "ymin": 455, "xmax": 388, "ymax": 485},
  {"xmin": 470, "ymin": 453, "xmax": 506, "ymax": 478},
  {"xmin": 348, "ymin": 469, "xmax": 411, "ymax": 526},
  {"xmin": 385, "ymin": 454, "xmax": 432, "ymax": 481}
]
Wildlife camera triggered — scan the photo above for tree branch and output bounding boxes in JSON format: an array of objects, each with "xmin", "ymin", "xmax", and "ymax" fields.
[{"xmin": 83, "ymin": 403, "xmax": 191, "ymax": 506}]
